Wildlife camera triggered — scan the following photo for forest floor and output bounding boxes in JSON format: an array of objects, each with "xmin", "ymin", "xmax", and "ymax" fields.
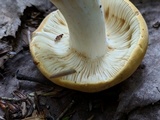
[{"xmin": 0, "ymin": 1, "xmax": 160, "ymax": 120}]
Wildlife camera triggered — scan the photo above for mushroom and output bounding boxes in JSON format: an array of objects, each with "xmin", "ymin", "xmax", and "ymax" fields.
[{"xmin": 30, "ymin": 0, "xmax": 148, "ymax": 92}]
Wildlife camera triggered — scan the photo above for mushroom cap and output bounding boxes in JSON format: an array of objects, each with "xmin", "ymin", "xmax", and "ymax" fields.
[{"xmin": 30, "ymin": 0, "xmax": 148, "ymax": 92}]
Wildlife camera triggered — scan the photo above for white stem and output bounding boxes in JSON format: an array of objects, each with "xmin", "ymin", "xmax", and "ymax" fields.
[{"xmin": 51, "ymin": 0, "xmax": 107, "ymax": 59}]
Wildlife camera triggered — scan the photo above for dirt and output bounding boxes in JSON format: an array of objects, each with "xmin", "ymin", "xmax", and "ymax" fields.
[{"xmin": 0, "ymin": 1, "xmax": 160, "ymax": 120}]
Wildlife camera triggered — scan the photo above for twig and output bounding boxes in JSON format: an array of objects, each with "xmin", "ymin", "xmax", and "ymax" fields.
[
  {"xmin": 25, "ymin": 99, "xmax": 34, "ymax": 117},
  {"xmin": 16, "ymin": 73, "xmax": 43, "ymax": 84},
  {"xmin": 16, "ymin": 71, "xmax": 53, "ymax": 86},
  {"xmin": 152, "ymin": 21, "xmax": 160, "ymax": 29},
  {"xmin": 56, "ymin": 100, "xmax": 75, "ymax": 120},
  {"xmin": 50, "ymin": 69, "xmax": 76, "ymax": 78},
  {"xmin": 0, "ymin": 73, "xmax": 4, "ymax": 79},
  {"xmin": 156, "ymin": 87, "xmax": 160, "ymax": 93},
  {"xmin": 0, "ymin": 97, "xmax": 26, "ymax": 102},
  {"xmin": 4, "ymin": 106, "xmax": 11, "ymax": 120},
  {"xmin": 87, "ymin": 115, "xmax": 94, "ymax": 120},
  {"xmin": 21, "ymin": 101, "xmax": 27, "ymax": 116},
  {"xmin": 0, "ymin": 116, "xmax": 5, "ymax": 120},
  {"xmin": 34, "ymin": 92, "xmax": 41, "ymax": 113},
  {"xmin": 27, "ymin": 30, "xmax": 31, "ymax": 43}
]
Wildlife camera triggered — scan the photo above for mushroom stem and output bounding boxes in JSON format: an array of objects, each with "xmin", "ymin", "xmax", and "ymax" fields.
[{"xmin": 51, "ymin": 0, "xmax": 107, "ymax": 59}]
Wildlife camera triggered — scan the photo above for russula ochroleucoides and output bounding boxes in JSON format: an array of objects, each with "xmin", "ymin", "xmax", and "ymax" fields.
[{"xmin": 30, "ymin": 0, "xmax": 148, "ymax": 92}]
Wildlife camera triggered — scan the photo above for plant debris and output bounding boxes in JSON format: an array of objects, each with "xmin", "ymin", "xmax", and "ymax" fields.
[
  {"xmin": 152, "ymin": 21, "xmax": 160, "ymax": 29},
  {"xmin": 16, "ymin": 70, "xmax": 54, "ymax": 86},
  {"xmin": 0, "ymin": 1, "xmax": 160, "ymax": 120},
  {"xmin": 0, "ymin": 91, "xmax": 32, "ymax": 119},
  {"xmin": 0, "ymin": 90, "xmax": 57, "ymax": 120},
  {"xmin": 56, "ymin": 100, "xmax": 75, "ymax": 120},
  {"xmin": 54, "ymin": 34, "xmax": 64, "ymax": 42}
]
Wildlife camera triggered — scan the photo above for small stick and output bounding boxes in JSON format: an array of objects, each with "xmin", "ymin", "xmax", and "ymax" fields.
[
  {"xmin": 27, "ymin": 29, "xmax": 31, "ymax": 43},
  {"xmin": 87, "ymin": 115, "xmax": 94, "ymax": 120},
  {"xmin": 0, "ymin": 97, "xmax": 26, "ymax": 102},
  {"xmin": 0, "ymin": 73, "xmax": 4, "ymax": 79},
  {"xmin": 16, "ymin": 71, "xmax": 53, "ymax": 86},
  {"xmin": 34, "ymin": 92, "xmax": 41, "ymax": 113},
  {"xmin": 0, "ymin": 116, "xmax": 5, "ymax": 120},
  {"xmin": 21, "ymin": 101, "xmax": 27, "ymax": 116},
  {"xmin": 50, "ymin": 69, "xmax": 76, "ymax": 79},
  {"xmin": 153, "ymin": 21, "xmax": 160, "ymax": 29},
  {"xmin": 16, "ymin": 73, "xmax": 42, "ymax": 84},
  {"xmin": 156, "ymin": 87, "xmax": 160, "ymax": 93},
  {"xmin": 56, "ymin": 100, "xmax": 75, "ymax": 120},
  {"xmin": 4, "ymin": 106, "xmax": 10, "ymax": 120}
]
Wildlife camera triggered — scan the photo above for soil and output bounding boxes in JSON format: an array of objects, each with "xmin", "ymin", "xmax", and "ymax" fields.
[{"xmin": 0, "ymin": 1, "xmax": 160, "ymax": 120}]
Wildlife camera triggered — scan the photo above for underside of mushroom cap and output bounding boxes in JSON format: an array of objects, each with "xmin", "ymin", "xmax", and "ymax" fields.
[{"xmin": 30, "ymin": 0, "xmax": 148, "ymax": 92}]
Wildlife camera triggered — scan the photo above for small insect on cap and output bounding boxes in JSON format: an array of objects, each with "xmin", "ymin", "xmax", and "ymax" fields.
[{"xmin": 30, "ymin": 0, "xmax": 148, "ymax": 92}]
